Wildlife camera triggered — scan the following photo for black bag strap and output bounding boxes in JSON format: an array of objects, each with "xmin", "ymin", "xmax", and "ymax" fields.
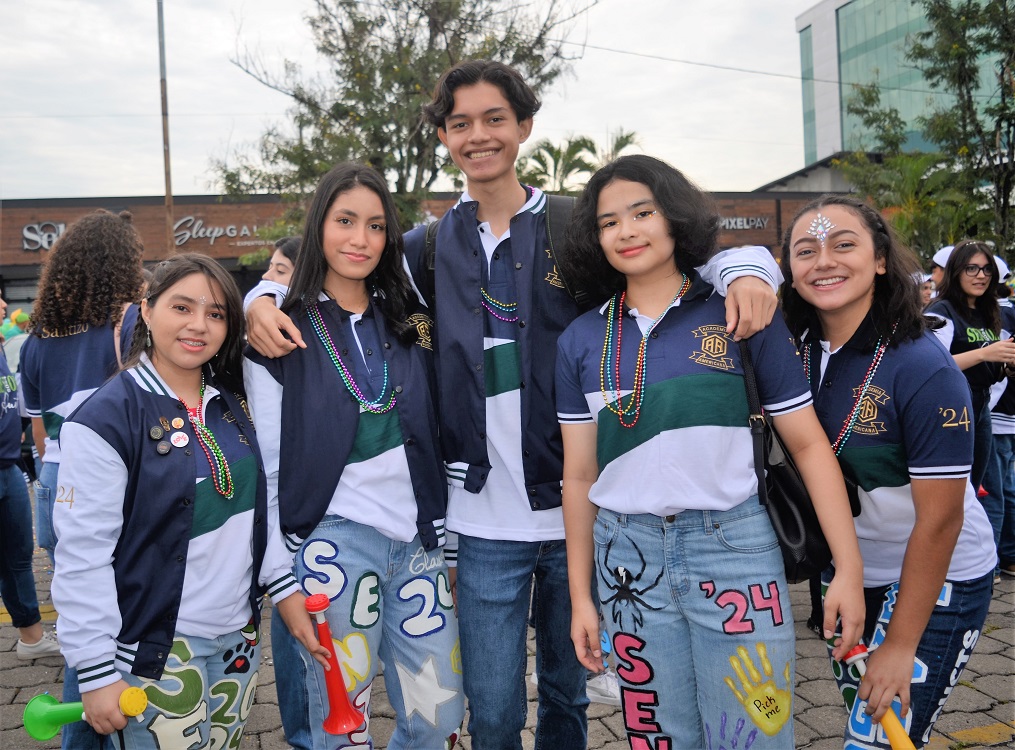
[
  {"xmin": 422, "ymin": 193, "xmax": 587, "ymax": 310},
  {"xmin": 739, "ymin": 340, "xmax": 770, "ymax": 507}
]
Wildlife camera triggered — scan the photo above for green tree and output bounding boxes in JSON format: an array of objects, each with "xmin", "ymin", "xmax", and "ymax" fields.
[
  {"xmin": 216, "ymin": 0, "xmax": 598, "ymax": 225},
  {"xmin": 517, "ymin": 135, "xmax": 596, "ymax": 192},
  {"xmin": 845, "ymin": 1, "xmax": 1015, "ymax": 252},
  {"xmin": 590, "ymin": 127, "xmax": 640, "ymax": 169}
]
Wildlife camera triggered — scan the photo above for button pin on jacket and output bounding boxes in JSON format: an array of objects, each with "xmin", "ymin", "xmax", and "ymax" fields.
[
  {"xmin": 171, "ymin": 432, "xmax": 189, "ymax": 448},
  {"xmin": 149, "ymin": 426, "xmax": 164, "ymax": 440},
  {"xmin": 160, "ymin": 416, "xmax": 171, "ymax": 431},
  {"xmin": 172, "ymin": 417, "xmax": 185, "ymax": 429},
  {"xmin": 156, "ymin": 441, "xmax": 172, "ymax": 455}
]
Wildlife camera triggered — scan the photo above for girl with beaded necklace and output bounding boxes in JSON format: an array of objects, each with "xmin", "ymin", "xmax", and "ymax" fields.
[
  {"xmin": 244, "ymin": 162, "xmax": 464, "ymax": 749},
  {"xmin": 782, "ymin": 195, "xmax": 995, "ymax": 748},
  {"xmin": 554, "ymin": 155, "xmax": 865, "ymax": 749},
  {"xmin": 51, "ymin": 254, "xmax": 325, "ymax": 746}
]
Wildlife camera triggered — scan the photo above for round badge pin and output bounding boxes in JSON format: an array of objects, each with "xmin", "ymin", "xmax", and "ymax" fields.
[
  {"xmin": 149, "ymin": 426, "xmax": 164, "ymax": 441},
  {"xmin": 171, "ymin": 431, "xmax": 190, "ymax": 448},
  {"xmin": 156, "ymin": 441, "xmax": 172, "ymax": 455},
  {"xmin": 172, "ymin": 417, "xmax": 185, "ymax": 429}
]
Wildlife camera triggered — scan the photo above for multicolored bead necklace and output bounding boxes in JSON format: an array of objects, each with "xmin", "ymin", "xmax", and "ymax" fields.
[
  {"xmin": 307, "ymin": 303, "xmax": 396, "ymax": 414},
  {"xmin": 481, "ymin": 288, "xmax": 519, "ymax": 322},
  {"xmin": 179, "ymin": 375, "xmax": 234, "ymax": 498},
  {"xmin": 803, "ymin": 321, "xmax": 897, "ymax": 455},
  {"xmin": 600, "ymin": 274, "xmax": 691, "ymax": 428}
]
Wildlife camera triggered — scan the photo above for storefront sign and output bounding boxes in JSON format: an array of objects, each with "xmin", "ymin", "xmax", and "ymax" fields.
[
  {"xmin": 720, "ymin": 217, "xmax": 769, "ymax": 230},
  {"xmin": 174, "ymin": 215, "xmax": 258, "ymax": 246},
  {"xmin": 21, "ymin": 222, "xmax": 66, "ymax": 251}
]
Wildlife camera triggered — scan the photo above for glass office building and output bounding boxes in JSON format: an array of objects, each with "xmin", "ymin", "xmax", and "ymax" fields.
[{"xmin": 797, "ymin": 0, "xmax": 991, "ymax": 165}]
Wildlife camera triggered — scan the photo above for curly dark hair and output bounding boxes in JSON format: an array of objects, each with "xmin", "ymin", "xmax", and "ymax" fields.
[
  {"xmin": 935, "ymin": 239, "xmax": 1001, "ymax": 333},
  {"xmin": 780, "ymin": 195, "xmax": 926, "ymax": 345},
  {"xmin": 558, "ymin": 154, "xmax": 719, "ymax": 307},
  {"xmin": 123, "ymin": 254, "xmax": 246, "ymax": 394},
  {"xmin": 282, "ymin": 162, "xmax": 416, "ymax": 343},
  {"xmin": 30, "ymin": 210, "xmax": 144, "ymax": 336},
  {"xmin": 422, "ymin": 59, "xmax": 541, "ymax": 129}
]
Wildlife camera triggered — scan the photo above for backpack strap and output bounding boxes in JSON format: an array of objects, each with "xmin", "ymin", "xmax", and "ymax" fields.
[
  {"xmin": 544, "ymin": 194, "xmax": 589, "ymax": 308},
  {"xmin": 424, "ymin": 193, "xmax": 587, "ymax": 310},
  {"xmin": 422, "ymin": 218, "xmax": 441, "ymax": 311}
]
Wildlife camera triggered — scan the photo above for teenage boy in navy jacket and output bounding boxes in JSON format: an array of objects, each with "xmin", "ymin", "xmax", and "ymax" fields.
[{"xmin": 246, "ymin": 60, "xmax": 782, "ymax": 748}]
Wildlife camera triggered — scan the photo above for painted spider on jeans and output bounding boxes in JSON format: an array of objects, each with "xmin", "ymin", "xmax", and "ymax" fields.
[{"xmin": 598, "ymin": 537, "xmax": 665, "ymax": 632}]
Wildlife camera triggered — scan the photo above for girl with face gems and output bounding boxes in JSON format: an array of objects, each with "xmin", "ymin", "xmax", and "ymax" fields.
[
  {"xmin": 51, "ymin": 254, "xmax": 322, "ymax": 748},
  {"xmin": 555, "ymin": 156, "xmax": 864, "ymax": 749},
  {"xmin": 925, "ymin": 241, "xmax": 1015, "ymax": 491},
  {"xmin": 244, "ymin": 163, "xmax": 463, "ymax": 749},
  {"xmin": 782, "ymin": 196, "xmax": 996, "ymax": 749}
]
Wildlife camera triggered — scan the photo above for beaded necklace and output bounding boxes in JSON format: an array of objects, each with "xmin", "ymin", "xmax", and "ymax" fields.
[
  {"xmin": 307, "ymin": 303, "xmax": 397, "ymax": 414},
  {"xmin": 803, "ymin": 321, "xmax": 897, "ymax": 455},
  {"xmin": 179, "ymin": 375, "xmax": 235, "ymax": 499},
  {"xmin": 480, "ymin": 288, "xmax": 519, "ymax": 322},
  {"xmin": 600, "ymin": 274, "xmax": 691, "ymax": 429}
]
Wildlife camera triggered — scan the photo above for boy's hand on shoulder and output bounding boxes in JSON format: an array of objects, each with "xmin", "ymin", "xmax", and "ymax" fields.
[
  {"xmin": 725, "ymin": 276, "xmax": 778, "ymax": 341},
  {"xmin": 246, "ymin": 296, "xmax": 305, "ymax": 358}
]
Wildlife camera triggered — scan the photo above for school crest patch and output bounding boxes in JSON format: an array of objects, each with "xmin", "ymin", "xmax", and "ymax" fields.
[
  {"xmin": 689, "ymin": 325, "xmax": 735, "ymax": 371},
  {"xmin": 544, "ymin": 248, "xmax": 565, "ymax": 289},
  {"xmin": 851, "ymin": 384, "xmax": 889, "ymax": 436},
  {"xmin": 408, "ymin": 313, "xmax": 434, "ymax": 351}
]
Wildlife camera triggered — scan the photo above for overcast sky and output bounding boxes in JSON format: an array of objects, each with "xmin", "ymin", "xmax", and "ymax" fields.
[{"xmin": 0, "ymin": 0, "xmax": 817, "ymax": 200}]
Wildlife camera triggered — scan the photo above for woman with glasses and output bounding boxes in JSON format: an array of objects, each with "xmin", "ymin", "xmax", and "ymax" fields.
[{"xmin": 926, "ymin": 240, "xmax": 1015, "ymax": 490}]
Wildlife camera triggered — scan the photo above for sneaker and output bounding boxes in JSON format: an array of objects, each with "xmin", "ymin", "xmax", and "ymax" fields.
[
  {"xmin": 805, "ymin": 616, "xmax": 823, "ymax": 637},
  {"xmin": 586, "ymin": 668, "xmax": 621, "ymax": 706},
  {"xmin": 1000, "ymin": 563, "xmax": 1015, "ymax": 577},
  {"xmin": 17, "ymin": 631, "xmax": 61, "ymax": 660}
]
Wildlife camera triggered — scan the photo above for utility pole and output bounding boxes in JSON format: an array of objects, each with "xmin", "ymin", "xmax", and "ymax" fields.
[{"xmin": 157, "ymin": 0, "xmax": 174, "ymax": 254}]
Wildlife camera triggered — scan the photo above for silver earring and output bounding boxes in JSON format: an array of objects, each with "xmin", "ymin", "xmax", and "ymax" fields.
[{"xmin": 145, "ymin": 326, "xmax": 152, "ymax": 348}]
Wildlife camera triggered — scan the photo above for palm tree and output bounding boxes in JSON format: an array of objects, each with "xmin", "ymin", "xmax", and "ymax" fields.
[
  {"xmin": 591, "ymin": 128, "xmax": 640, "ymax": 169},
  {"xmin": 517, "ymin": 135, "xmax": 596, "ymax": 192}
]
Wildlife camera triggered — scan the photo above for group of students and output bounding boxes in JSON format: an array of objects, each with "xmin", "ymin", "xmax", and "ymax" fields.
[{"xmin": 4, "ymin": 57, "xmax": 1000, "ymax": 750}]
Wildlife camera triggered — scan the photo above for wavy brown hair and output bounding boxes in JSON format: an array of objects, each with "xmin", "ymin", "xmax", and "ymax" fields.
[{"xmin": 30, "ymin": 210, "xmax": 144, "ymax": 336}]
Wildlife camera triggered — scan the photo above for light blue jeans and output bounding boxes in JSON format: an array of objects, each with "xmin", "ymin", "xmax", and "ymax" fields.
[
  {"xmin": 457, "ymin": 535, "xmax": 589, "ymax": 750},
  {"xmin": 34, "ymin": 460, "xmax": 58, "ymax": 568},
  {"xmin": 595, "ymin": 499, "xmax": 796, "ymax": 750},
  {"xmin": 293, "ymin": 516, "xmax": 464, "ymax": 749},
  {"xmin": 114, "ymin": 629, "xmax": 261, "ymax": 749}
]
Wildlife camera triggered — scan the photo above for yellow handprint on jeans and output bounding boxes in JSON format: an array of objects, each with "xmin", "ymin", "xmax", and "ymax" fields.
[{"xmin": 723, "ymin": 643, "xmax": 791, "ymax": 736}]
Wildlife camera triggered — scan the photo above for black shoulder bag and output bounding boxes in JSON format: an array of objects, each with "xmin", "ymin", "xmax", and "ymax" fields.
[{"xmin": 739, "ymin": 340, "xmax": 833, "ymax": 583}]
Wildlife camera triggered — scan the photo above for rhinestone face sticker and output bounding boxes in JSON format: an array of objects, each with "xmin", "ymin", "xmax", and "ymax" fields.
[{"xmin": 807, "ymin": 213, "xmax": 835, "ymax": 246}]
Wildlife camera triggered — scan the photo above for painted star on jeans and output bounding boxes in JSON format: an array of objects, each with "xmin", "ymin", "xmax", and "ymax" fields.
[{"xmin": 394, "ymin": 655, "xmax": 458, "ymax": 727}]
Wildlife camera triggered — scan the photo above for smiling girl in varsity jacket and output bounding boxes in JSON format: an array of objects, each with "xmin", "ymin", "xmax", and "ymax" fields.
[
  {"xmin": 555, "ymin": 156, "xmax": 865, "ymax": 749},
  {"xmin": 52, "ymin": 254, "xmax": 325, "ymax": 748},
  {"xmin": 782, "ymin": 196, "xmax": 995, "ymax": 749},
  {"xmin": 244, "ymin": 163, "xmax": 464, "ymax": 749}
]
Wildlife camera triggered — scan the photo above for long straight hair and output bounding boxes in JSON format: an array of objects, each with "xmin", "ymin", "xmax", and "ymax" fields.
[
  {"xmin": 283, "ymin": 163, "xmax": 416, "ymax": 343},
  {"xmin": 935, "ymin": 239, "xmax": 1001, "ymax": 333}
]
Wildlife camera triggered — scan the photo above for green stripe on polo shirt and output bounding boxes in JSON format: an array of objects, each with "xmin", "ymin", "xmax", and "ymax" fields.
[
  {"xmin": 838, "ymin": 443, "xmax": 908, "ymax": 491},
  {"xmin": 191, "ymin": 453, "xmax": 257, "ymax": 539},
  {"xmin": 597, "ymin": 373, "xmax": 748, "ymax": 468},
  {"xmin": 42, "ymin": 411, "xmax": 64, "ymax": 440},
  {"xmin": 347, "ymin": 408, "xmax": 403, "ymax": 465},
  {"xmin": 485, "ymin": 342, "xmax": 521, "ymax": 398}
]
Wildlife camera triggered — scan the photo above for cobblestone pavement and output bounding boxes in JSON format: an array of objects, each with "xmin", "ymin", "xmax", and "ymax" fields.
[{"xmin": 2, "ymin": 545, "xmax": 1012, "ymax": 749}]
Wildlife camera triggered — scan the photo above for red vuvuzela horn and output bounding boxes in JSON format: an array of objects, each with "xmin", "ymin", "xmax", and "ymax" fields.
[{"xmin": 305, "ymin": 593, "xmax": 366, "ymax": 735}]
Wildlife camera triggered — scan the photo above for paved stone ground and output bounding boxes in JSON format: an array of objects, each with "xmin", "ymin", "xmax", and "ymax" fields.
[{"xmin": 2, "ymin": 545, "xmax": 1012, "ymax": 749}]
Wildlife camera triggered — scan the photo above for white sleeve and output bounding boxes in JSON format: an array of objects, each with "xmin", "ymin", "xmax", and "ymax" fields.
[
  {"xmin": 696, "ymin": 245, "xmax": 783, "ymax": 295},
  {"xmin": 926, "ymin": 313, "xmax": 953, "ymax": 350},
  {"xmin": 242, "ymin": 279, "xmax": 288, "ymax": 313},
  {"xmin": 243, "ymin": 357, "xmax": 299, "ymax": 602},
  {"xmin": 52, "ymin": 423, "xmax": 127, "ymax": 692}
]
